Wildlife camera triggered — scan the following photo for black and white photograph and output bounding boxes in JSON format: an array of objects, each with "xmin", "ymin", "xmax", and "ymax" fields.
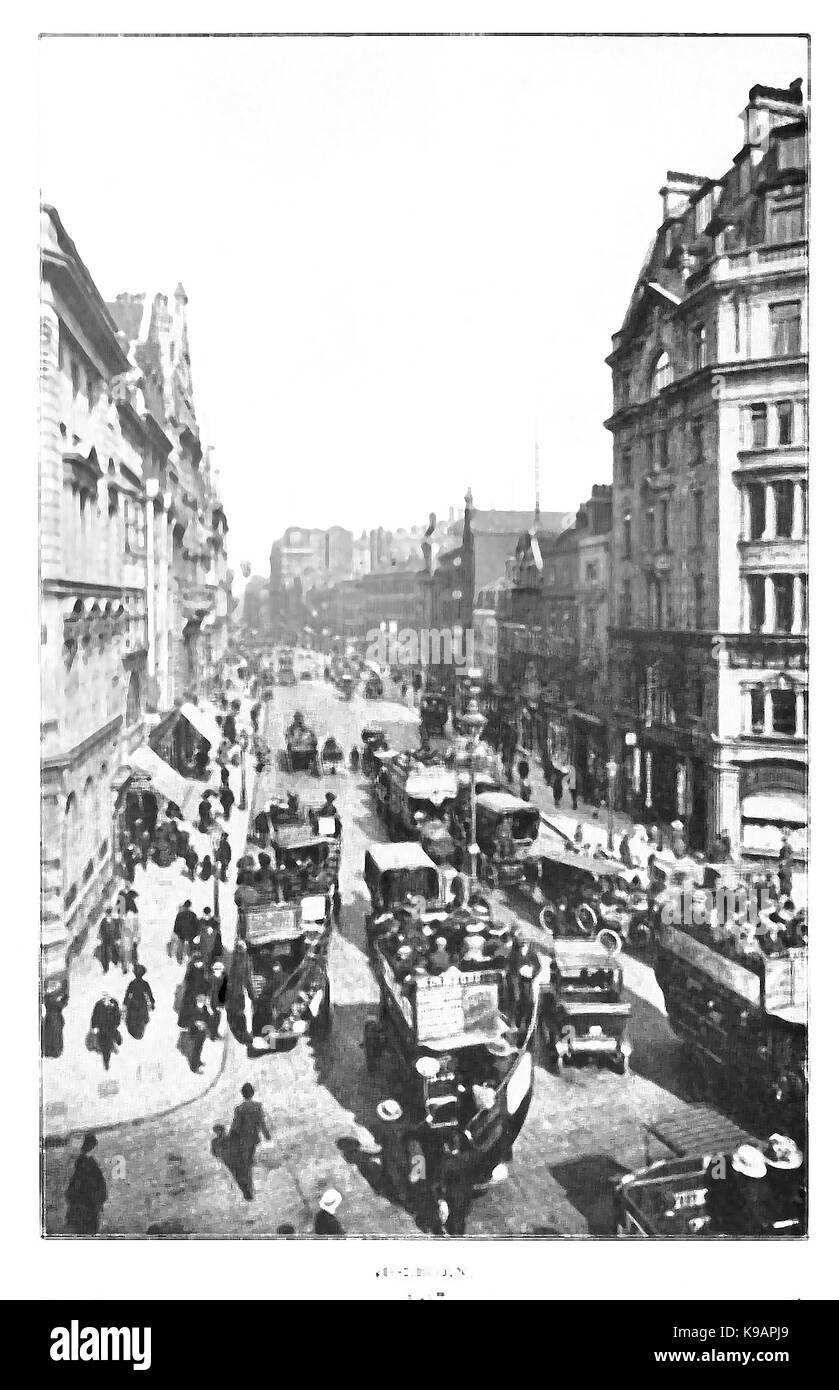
[{"xmin": 31, "ymin": 17, "xmax": 816, "ymax": 1261}]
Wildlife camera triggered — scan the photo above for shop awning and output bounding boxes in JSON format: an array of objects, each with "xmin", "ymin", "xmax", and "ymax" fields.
[
  {"xmin": 741, "ymin": 792, "xmax": 807, "ymax": 825},
  {"xmin": 179, "ymin": 702, "xmax": 221, "ymax": 751},
  {"xmin": 129, "ymin": 746, "xmax": 201, "ymax": 820}
]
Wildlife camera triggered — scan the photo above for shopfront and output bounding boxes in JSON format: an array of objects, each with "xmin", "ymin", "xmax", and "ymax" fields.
[{"xmin": 739, "ymin": 760, "xmax": 808, "ymax": 860}]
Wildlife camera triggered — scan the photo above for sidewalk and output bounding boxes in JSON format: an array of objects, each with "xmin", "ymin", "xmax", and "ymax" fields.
[
  {"xmin": 42, "ymin": 699, "xmax": 258, "ymax": 1139},
  {"xmin": 506, "ymin": 761, "xmax": 635, "ymax": 852}
]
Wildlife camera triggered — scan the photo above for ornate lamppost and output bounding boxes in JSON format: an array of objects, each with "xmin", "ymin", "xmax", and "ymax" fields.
[
  {"xmin": 606, "ymin": 758, "xmax": 618, "ymax": 852},
  {"xmin": 460, "ymin": 697, "xmax": 487, "ymax": 888}
]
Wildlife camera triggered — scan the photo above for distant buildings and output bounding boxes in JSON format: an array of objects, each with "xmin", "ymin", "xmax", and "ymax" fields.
[{"xmin": 605, "ymin": 78, "xmax": 808, "ymax": 856}]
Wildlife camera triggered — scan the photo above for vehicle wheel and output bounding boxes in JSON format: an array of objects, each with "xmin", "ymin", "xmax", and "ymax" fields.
[{"xmin": 539, "ymin": 905, "xmax": 558, "ymax": 935}]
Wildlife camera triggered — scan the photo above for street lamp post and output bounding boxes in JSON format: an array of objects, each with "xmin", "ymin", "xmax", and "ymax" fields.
[
  {"xmin": 606, "ymin": 758, "xmax": 618, "ymax": 852},
  {"xmin": 239, "ymin": 730, "xmax": 248, "ymax": 811},
  {"xmin": 460, "ymin": 698, "xmax": 487, "ymax": 890}
]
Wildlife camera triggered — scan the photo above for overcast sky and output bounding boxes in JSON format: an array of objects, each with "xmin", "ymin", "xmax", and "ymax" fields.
[{"xmin": 39, "ymin": 33, "xmax": 807, "ymax": 576}]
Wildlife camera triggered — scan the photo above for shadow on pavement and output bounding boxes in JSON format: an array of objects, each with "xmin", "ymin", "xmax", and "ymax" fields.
[{"xmin": 548, "ymin": 1153, "xmax": 629, "ymax": 1235}]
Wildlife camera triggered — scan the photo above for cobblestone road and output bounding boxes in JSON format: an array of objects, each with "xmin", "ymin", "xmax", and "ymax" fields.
[{"xmin": 42, "ymin": 668, "xmax": 730, "ymax": 1238}]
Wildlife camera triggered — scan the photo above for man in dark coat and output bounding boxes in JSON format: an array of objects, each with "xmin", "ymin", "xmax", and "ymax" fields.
[
  {"xmin": 184, "ymin": 994, "xmax": 214, "ymax": 1073},
  {"xmin": 219, "ymin": 782, "xmax": 236, "ymax": 821},
  {"xmin": 173, "ymin": 900, "xmax": 199, "ymax": 966},
  {"xmin": 228, "ymin": 1083, "xmax": 271, "ymax": 1200},
  {"xmin": 552, "ymin": 770, "xmax": 564, "ymax": 807},
  {"xmin": 97, "ymin": 913, "xmax": 119, "ymax": 973},
  {"xmin": 216, "ymin": 830, "xmax": 232, "ymax": 882},
  {"xmin": 66, "ymin": 1134, "xmax": 107, "ymax": 1235},
  {"xmin": 179, "ymin": 954, "xmax": 210, "ymax": 1026},
  {"xmin": 222, "ymin": 712, "xmax": 237, "ymax": 744},
  {"xmin": 90, "ymin": 994, "xmax": 121, "ymax": 1071},
  {"xmin": 314, "ymin": 1190, "xmax": 345, "ymax": 1235}
]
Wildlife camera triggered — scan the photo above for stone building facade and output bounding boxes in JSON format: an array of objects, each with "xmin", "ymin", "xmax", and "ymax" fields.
[
  {"xmin": 41, "ymin": 209, "xmax": 234, "ymax": 992},
  {"xmin": 605, "ymin": 79, "xmax": 808, "ymax": 857},
  {"xmin": 40, "ymin": 207, "xmax": 150, "ymax": 988}
]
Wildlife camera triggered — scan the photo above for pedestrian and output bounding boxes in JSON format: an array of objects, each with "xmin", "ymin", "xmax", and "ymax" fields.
[
  {"xmin": 216, "ymin": 830, "xmax": 232, "ymax": 882},
  {"xmin": 184, "ymin": 993, "xmax": 214, "ymax": 1073},
  {"xmin": 123, "ymin": 965, "xmax": 155, "ymax": 1040},
  {"xmin": 220, "ymin": 765, "xmax": 230, "ymax": 789},
  {"xmin": 97, "ymin": 913, "xmax": 119, "ymax": 973},
  {"xmin": 517, "ymin": 757, "xmax": 530, "ymax": 783},
  {"xmin": 179, "ymin": 953, "xmax": 210, "ymax": 1026},
  {"xmin": 171, "ymin": 900, "xmax": 198, "ymax": 965},
  {"xmin": 222, "ymin": 711, "xmax": 237, "ymax": 745},
  {"xmin": 198, "ymin": 795, "xmax": 215, "ymax": 835},
  {"xmin": 41, "ymin": 994, "xmax": 65, "ymax": 1058},
  {"xmin": 619, "ymin": 831, "xmax": 634, "ymax": 869},
  {"xmin": 209, "ymin": 960, "xmax": 228, "ymax": 1039},
  {"xmin": 227, "ymin": 1082, "xmax": 272, "ymax": 1200},
  {"xmin": 314, "ymin": 1189, "xmax": 345, "ymax": 1235},
  {"xmin": 778, "ymin": 827, "xmax": 794, "ymax": 900},
  {"xmin": 65, "ymin": 1134, "xmax": 107, "ymax": 1235},
  {"xmin": 567, "ymin": 764, "xmax": 578, "ymax": 810},
  {"xmin": 90, "ymin": 993, "xmax": 122, "ymax": 1071},
  {"xmin": 122, "ymin": 848, "xmax": 136, "ymax": 885},
  {"xmin": 552, "ymin": 769, "xmax": 564, "ymax": 808},
  {"xmin": 219, "ymin": 781, "xmax": 236, "ymax": 821},
  {"xmin": 184, "ymin": 841, "xmax": 199, "ymax": 881},
  {"xmin": 199, "ymin": 853, "xmax": 214, "ymax": 883},
  {"xmin": 226, "ymin": 940, "xmax": 254, "ymax": 1043},
  {"xmin": 720, "ymin": 829, "xmax": 732, "ymax": 860},
  {"xmin": 120, "ymin": 891, "xmax": 141, "ymax": 968},
  {"xmin": 198, "ymin": 907, "xmax": 223, "ymax": 968},
  {"xmin": 519, "ymin": 777, "xmax": 532, "ymax": 804}
]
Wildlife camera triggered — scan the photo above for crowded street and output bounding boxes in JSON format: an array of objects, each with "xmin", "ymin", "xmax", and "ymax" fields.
[{"xmin": 43, "ymin": 656, "xmax": 771, "ymax": 1237}]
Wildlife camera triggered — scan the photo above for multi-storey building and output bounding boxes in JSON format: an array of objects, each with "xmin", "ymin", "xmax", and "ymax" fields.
[
  {"xmin": 40, "ymin": 207, "xmax": 151, "ymax": 987},
  {"xmin": 606, "ymin": 79, "xmax": 807, "ymax": 858},
  {"xmin": 40, "ymin": 211, "xmax": 235, "ymax": 994}
]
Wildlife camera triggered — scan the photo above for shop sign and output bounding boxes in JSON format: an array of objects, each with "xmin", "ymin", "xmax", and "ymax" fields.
[{"xmin": 740, "ymin": 763, "xmax": 807, "ymax": 797}]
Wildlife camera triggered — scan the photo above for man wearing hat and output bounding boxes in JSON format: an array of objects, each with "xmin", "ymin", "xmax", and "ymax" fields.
[
  {"xmin": 461, "ymin": 935, "xmax": 488, "ymax": 970},
  {"xmin": 706, "ymin": 1145, "xmax": 770, "ymax": 1235},
  {"xmin": 763, "ymin": 1134, "xmax": 805, "ymax": 1230},
  {"xmin": 227, "ymin": 1083, "xmax": 272, "ymax": 1200},
  {"xmin": 314, "ymin": 1189, "xmax": 345, "ymax": 1235},
  {"xmin": 428, "ymin": 936, "xmax": 452, "ymax": 975}
]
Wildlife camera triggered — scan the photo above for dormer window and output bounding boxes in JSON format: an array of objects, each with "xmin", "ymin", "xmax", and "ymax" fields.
[{"xmin": 651, "ymin": 352, "xmax": 672, "ymax": 397}]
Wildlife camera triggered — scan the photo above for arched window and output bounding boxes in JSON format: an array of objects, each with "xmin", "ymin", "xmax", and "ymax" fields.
[
  {"xmin": 651, "ymin": 352, "xmax": 672, "ymax": 397},
  {"xmin": 126, "ymin": 670, "xmax": 141, "ymax": 728}
]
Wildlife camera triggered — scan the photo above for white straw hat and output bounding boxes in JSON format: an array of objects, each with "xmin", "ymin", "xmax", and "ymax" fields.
[
  {"xmin": 731, "ymin": 1145, "xmax": 768, "ymax": 1180},
  {"xmin": 319, "ymin": 1189, "xmax": 343, "ymax": 1214}
]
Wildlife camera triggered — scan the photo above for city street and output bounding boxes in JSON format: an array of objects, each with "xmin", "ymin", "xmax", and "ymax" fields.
[{"xmin": 43, "ymin": 667, "xmax": 732, "ymax": 1237}]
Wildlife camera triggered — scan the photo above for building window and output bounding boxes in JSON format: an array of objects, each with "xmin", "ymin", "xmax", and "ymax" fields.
[
  {"xmin": 769, "ymin": 203, "xmax": 804, "ymax": 244},
  {"xmin": 619, "ymin": 579, "xmax": 632, "ymax": 626},
  {"xmin": 694, "ymin": 574, "xmax": 704, "ymax": 627},
  {"xmin": 750, "ymin": 403, "xmax": 768, "ymax": 449},
  {"xmin": 694, "ymin": 490, "xmax": 704, "ymax": 547},
  {"xmin": 585, "ymin": 562, "xmax": 598, "ymax": 588},
  {"xmin": 651, "ymin": 351, "xmax": 672, "ymax": 397},
  {"xmin": 770, "ymin": 302, "xmax": 802, "ymax": 357},
  {"xmin": 777, "ymin": 400, "xmax": 794, "ymax": 446},
  {"xmin": 750, "ymin": 689, "xmax": 765, "ymax": 733},
  {"xmin": 645, "ymin": 436, "xmax": 656, "ymax": 474},
  {"xmin": 691, "ymin": 417, "xmax": 704, "ymax": 466},
  {"xmin": 774, "ymin": 575, "xmax": 794, "ymax": 633},
  {"xmin": 775, "ymin": 482, "xmax": 794, "ymax": 538},
  {"xmin": 645, "ymin": 508, "xmax": 655, "ymax": 550},
  {"xmin": 620, "ymin": 449, "xmax": 632, "ymax": 487},
  {"xmin": 692, "ymin": 324, "xmax": 708, "ymax": 370},
  {"xmin": 623, "ymin": 514, "xmax": 632, "ymax": 558},
  {"xmin": 746, "ymin": 483, "xmax": 765, "ymax": 540},
  {"xmin": 70, "ymin": 358, "xmax": 80, "ymax": 396},
  {"xmin": 771, "ymin": 689, "xmax": 796, "ymax": 737},
  {"xmin": 747, "ymin": 576, "xmax": 765, "ymax": 631},
  {"xmin": 660, "ymin": 500, "xmax": 670, "ymax": 550},
  {"xmin": 733, "ymin": 295, "xmax": 742, "ymax": 354}
]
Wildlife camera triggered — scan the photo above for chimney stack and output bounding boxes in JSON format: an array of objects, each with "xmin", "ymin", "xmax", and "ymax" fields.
[{"xmin": 659, "ymin": 170, "xmax": 707, "ymax": 223}]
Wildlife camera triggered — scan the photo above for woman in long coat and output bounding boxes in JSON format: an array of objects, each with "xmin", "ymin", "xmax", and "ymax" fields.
[
  {"xmin": 123, "ymin": 965, "xmax": 155, "ymax": 1040},
  {"xmin": 66, "ymin": 1134, "xmax": 107, "ymax": 1235}
]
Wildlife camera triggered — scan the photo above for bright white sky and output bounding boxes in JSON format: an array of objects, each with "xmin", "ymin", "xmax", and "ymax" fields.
[{"xmin": 39, "ymin": 33, "xmax": 807, "ymax": 577}]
